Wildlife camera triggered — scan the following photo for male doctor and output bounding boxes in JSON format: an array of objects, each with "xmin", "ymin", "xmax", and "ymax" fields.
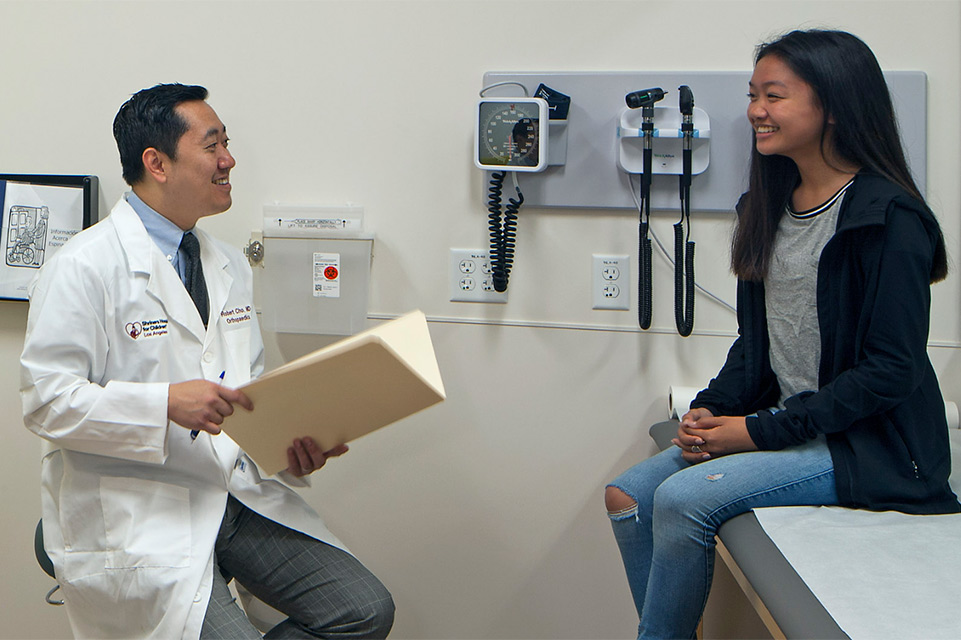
[{"xmin": 20, "ymin": 84, "xmax": 394, "ymax": 639}]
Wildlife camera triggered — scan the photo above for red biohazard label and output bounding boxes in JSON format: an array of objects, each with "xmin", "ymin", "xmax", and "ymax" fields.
[{"xmin": 324, "ymin": 266, "xmax": 339, "ymax": 280}]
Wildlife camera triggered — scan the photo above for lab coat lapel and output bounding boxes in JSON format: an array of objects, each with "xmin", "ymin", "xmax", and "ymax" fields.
[
  {"xmin": 193, "ymin": 229, "xmax": 240, "ymax": 471},
  {"xmin": 196, "ymin": 228, "xmax": 233, "ymax": 334},
  {"xmin": 147, "ymin": 253, "xmax": 208, "ymax": 343},
  {"xmin": 110, "ymin": 198, "xmax": 207, "ymax": 343}
]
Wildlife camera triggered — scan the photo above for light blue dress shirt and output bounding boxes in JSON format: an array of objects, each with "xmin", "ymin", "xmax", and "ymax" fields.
[{"xmin": 126, "ymin": 191, "xmax": 192, "ymax": 284}]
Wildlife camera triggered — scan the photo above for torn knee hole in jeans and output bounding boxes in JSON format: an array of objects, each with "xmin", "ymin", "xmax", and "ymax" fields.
[
  {"xmin": 705, "ymin": 473, "xmax": 724, "ymax": 481},
  {"xmin": 607, "ymin": 503, "xmax": 638, "ymax": 520},
  {"xmin": 605, "ymin": 485, "xmax": 639, "ymax": 520}
]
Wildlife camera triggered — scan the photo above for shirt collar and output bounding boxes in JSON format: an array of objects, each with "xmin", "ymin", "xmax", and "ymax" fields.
[{"xmin": 125, "ymin": 191, "xmax": 192, "ymax": 274}]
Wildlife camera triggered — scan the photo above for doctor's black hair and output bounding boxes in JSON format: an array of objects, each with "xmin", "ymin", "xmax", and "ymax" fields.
[
  {"xmin": 731, "ymin": 29, "xmax": 947, "ymax": 283},
  {"xmin": 113, "ymin": 83, "xmax": 209, "ymax": 186}
]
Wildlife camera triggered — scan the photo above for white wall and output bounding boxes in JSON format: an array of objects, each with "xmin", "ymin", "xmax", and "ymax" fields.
[{"xmin": 1, "ymin": 1, "xmax": 959, "ymax": 638}]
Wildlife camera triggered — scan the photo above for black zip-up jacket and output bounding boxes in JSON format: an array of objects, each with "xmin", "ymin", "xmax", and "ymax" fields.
[{"xmin": 693, "ymin": 173, "xmax": 961, "ymax": 515}]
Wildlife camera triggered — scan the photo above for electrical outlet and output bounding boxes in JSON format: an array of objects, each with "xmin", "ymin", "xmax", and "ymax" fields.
[
  {"xmin": 592, "ymin": 254, "xmax": 630, "ymax": 310},
  {"xmin": 449, "ymin": 248, "xmax": 507, "ymax": 303}
]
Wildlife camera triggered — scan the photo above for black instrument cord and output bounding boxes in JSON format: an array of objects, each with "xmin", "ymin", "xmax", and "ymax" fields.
[
  {"xmin": 627, "ymin": 173, "xmax": 734, "ymax": 317},
  {"xmin": 487, "ymin": 171, "xmax": 523, "ymax": 293},
  {"xmin": 674, "ymin": 176, "xmax": 695, "ymax": 336},
  {"xmin": 638, "ymin": 173, "xmax": 653, "ymax": 330},
  {"xmin": 637, "ymin": 108, "xmax": 655, "ymax": 330},
  {"xmin": 674, "ymin": 85, "xmax": 696, "ymax": 336}
]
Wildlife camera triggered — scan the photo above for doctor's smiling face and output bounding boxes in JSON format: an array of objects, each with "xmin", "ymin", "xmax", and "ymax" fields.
[
  {"xmin": 154, "ymin": 100, "xmax": 236, "ymax": 230},
  {"xmin": 115, "ymin": 84, "xmax": 238, "ymax": 229}
]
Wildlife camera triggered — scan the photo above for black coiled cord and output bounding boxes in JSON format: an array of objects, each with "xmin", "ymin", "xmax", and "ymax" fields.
[
  {"xmin": 638, "ymin": 219, "xmax": 652, "ymax": 330},
  {"xmin": 638, "ymin": 143, "xmax": 653, "ymax": 330},
  {"xmin": 673, "ymin": 218, "xmax": 695, "ymax": 336},
  {"xmin": 674, "ymin": 173, "xmax": 695, "ymax": 336},
  {"xmin": 488, "ymin": 171, "xmax": 523, "ymax": 292}
]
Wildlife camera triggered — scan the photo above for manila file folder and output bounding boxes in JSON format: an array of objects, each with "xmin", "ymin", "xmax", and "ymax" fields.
[{"xmin": 222, "ymin": 310, "xmax": 445, "ymax": 474}]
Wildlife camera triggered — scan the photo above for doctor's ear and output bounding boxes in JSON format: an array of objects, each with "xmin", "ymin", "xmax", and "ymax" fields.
[{"xmin": 141, "ymin": 147, "xmax": 170, "ymax": 184}]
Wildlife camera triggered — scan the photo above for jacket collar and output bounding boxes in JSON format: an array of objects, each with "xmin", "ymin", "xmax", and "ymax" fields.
[{"xmin": 835, "ymin": 171, "xmax": 929, "ymax": 233}]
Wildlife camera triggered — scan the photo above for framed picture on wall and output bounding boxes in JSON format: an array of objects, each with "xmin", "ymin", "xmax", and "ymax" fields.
[{"xmin": 0, "ymin": 174, "xmax": 99, "ymax": 302}]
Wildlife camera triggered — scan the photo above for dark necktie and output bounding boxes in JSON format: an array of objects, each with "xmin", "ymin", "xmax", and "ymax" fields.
[{"xmin": 179, "ymin": 231, "xmax": 208, "ymax": 327}]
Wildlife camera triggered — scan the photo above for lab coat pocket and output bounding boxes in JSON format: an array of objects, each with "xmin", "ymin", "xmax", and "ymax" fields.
[
  {"xmin": 223, "ymin": 323, "xmax": 252, "ymax": 384},
  {"xmin": 100, "ymin": 476, "xmax": 191, "ymax": 569},
  {"xmin": 61, "ymin": 566, "xmax": 184, "ymax": 639}
]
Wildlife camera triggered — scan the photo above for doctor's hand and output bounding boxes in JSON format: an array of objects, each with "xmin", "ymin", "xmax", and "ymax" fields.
[
  {"xmin": 168, "ymin": 380, "xmax": 253, "ymax": 435},
  {"xmin": 673, "ymin": 413, "xmax": 758, "ymax": 464},
  {"xmin": 286, "ymin": 438, "xmax": 349, "ymax": 477}
]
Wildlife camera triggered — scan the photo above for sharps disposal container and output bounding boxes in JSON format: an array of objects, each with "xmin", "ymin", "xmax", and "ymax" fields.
[{"xmin": 259, "ymin": 204, "xmax": 373, "ymax": 335}]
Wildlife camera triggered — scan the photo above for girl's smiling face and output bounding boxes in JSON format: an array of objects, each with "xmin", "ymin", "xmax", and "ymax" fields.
[{"xmin": 748, "ymin": 54, "xmax": 829, "ymax": 167}]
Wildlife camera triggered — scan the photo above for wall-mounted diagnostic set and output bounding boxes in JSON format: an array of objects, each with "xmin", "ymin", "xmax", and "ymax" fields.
[
  {"xmin": 621, "ymin": 85, "xmax": 699, "ymax": 335},
  {"xmin": 471, "ymin": 71, "xmax": 926, "ymax": 336}
]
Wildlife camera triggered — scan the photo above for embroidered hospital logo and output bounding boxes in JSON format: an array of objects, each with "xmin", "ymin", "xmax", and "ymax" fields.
[{"xmin": 125, "ymin": 318, "xmax": 168, "ymax": 339}]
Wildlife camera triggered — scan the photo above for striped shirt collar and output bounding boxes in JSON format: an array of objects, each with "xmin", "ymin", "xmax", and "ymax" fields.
[{"xmin": 788, "ymin": 177, "xmax": 855, "ymax": 219}]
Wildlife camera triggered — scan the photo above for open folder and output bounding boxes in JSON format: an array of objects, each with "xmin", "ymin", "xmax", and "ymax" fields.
[{"xmin": 222, "ymin": 310, "xmax": 445, "ymax": 474}]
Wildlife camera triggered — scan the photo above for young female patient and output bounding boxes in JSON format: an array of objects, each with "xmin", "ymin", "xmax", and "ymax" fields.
[{"xmin": 605, "ymin": 29, "xmax": 960, "ymax": 639}]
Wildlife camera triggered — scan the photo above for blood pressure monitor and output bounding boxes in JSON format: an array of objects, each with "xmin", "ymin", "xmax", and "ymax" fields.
[{"xmin": 474, "ymin": 97, "xmax": 549, "ymax": 172}]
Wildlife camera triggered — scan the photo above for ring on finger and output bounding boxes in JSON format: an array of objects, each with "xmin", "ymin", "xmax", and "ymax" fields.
[{"xmin": 690, "ymin": 444, "xmax": 702, "ymax": 453}]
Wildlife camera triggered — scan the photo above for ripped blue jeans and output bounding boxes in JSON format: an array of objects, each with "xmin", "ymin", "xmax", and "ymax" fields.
[{"xmin": 607, "ymin": 437, "xmax": 837, "ymax": 639}]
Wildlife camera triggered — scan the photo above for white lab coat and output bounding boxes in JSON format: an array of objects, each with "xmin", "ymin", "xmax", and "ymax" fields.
[{"xmin": 20, "ymin": 196, "xmax": 345, "ymax": 639}]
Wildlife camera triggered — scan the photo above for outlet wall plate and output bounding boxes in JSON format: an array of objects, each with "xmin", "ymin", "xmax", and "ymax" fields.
[
  {"xmin": 449, "ymin": 248, "xmax": 507, "ymax": 303},
  {"xmin": 592, "ymin": 254, "xmax": 630, "ymax": 310}
]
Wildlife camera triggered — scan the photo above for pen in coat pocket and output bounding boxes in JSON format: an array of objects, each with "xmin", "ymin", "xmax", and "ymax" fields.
[{"xmin": 190, "ymin": 370, "xmax": 226, "ymax": 442}]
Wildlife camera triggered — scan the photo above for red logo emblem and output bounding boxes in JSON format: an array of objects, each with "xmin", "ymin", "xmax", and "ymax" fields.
[
  {"xmin": 324, "ymin": 266, "xmax": 339, "ymax": 280},
  {"xmin": 126, "ymin": 322, "xmax": 142, "ymax": 339}
]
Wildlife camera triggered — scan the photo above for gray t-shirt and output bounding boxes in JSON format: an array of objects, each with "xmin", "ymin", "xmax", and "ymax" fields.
[{"xmin": 765, "ymin": 180, "xmax": 853, "ymax": 408}]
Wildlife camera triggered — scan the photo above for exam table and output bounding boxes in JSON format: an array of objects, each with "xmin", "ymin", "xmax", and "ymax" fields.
[{"xmin": 649, "ymin": 420, "xmax": 961, "ymax": 640}]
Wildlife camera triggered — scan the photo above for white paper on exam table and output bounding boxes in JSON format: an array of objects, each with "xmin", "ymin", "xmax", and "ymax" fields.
[{"xmin": 752, "ymin": 429, "xmax": 961, "ymax": 639}]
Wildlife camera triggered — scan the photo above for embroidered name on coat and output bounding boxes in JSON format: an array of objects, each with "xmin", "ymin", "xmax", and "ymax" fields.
[{"xmin": 221, "ymin": 306, "xmax": 252, "ymax": 325}]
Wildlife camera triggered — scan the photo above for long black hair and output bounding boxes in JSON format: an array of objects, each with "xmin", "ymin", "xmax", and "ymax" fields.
[{"xmin": 731, "ymin": 29, "xmax": 947, "ymax": 283}]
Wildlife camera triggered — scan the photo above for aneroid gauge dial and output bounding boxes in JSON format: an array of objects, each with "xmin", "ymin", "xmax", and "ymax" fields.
[{"xmin": 474, "ymin": 97, "xmax": 548, "ymax": 171}]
